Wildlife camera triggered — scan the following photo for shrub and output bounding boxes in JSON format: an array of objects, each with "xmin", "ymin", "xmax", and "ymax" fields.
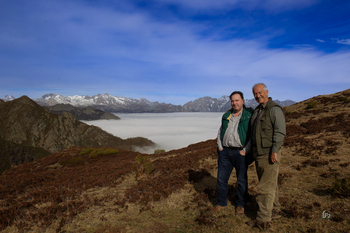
[
  {"xmin": 59, "ymin": 159, "xmax": 70, "ymax": 166},
  {"xmin": 80, "ymin": 148, "xmax": 95, "ymax": 155},
  {"xmin": 306, "ymin": 101, "xmax": 318, "ymax": 109},
  {"xmin": 134, "ymin": 154, "xmax": 154, "ymax": 175},
  {"xmin": 339, "ymin": 97, "xmax": 350, "ymax": 103},
  {"xmin": 331, "ymin": 98, "xmax": 339, "ymax": 103},
  {"xmin": 83, "ymin": 148, "xmax": 119, "ymax": 158},
  {"xmin": 89, "ymin": 149, "xmax": 105, "ymax": 158},
  {"xmin": 103, "ymin": 148, "xmax": 119, "ymax": 156},
  {"xmin": 154, "ymin": 149, "xmax": 166, "ymax": 154},
  {"xmin": 59, "ymin": 157, "xmax": 84, "ymax": 166},
  {"xmin": 68, "ymin": 157, "xmax": 84, "ymax": 165},
  {"xmin": 330, "ymin": 178, "xmax": 350, "ymax": 197}
]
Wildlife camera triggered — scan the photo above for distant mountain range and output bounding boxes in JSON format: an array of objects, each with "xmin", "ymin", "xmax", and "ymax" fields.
[{"xmin": 6, "ymin": 93, "xmax": 295, "ymax": 113}]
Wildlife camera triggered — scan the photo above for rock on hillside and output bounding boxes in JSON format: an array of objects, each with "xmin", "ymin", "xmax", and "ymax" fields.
[
  {"xmin": 45, "ymin": 104, "xmax": 120, "ymax": 121},
  {"xmin": 0, "ymin": 96, "xmax": 154, "ymax": 154}
]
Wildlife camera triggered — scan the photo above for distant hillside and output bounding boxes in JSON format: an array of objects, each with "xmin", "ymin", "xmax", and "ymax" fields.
[
  {"xmin": 0, "ymin": 89, "xmax": 349, "ymax": 232},
  {"xmin": 0, "ymin": 96, "xmax": 154, "ymax": 154},
  {"xmin": 33, "ymin": 93, "xmax": 295, "ymax": 113},
  {"xmin": 0, "ymin": 138, "xmax": 50, "ymax": 175},
  {"xmin": 45, "ymin": 104, "xmax": 120, "ymax": 121}
]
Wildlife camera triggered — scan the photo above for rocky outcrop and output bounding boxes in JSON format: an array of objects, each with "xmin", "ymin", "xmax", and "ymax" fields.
[
  {"xmin": 45, "ymin": 104, "xmax": 120, "ymax": 121},
  {"xmin": 0, "ymin": 96, "xmax": 154, "ymax": 154}
]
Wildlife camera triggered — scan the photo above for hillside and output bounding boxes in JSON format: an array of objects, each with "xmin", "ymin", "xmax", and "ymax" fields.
[
  {"xmin": 45, "ymin": 104, "xmax": 120, "ymax": 121},
  {"xmin": 0, "ymin": 90, "xmax": 349, "ymax": 232},
  {"xmin": 0, "ymin": 138, "xmax": 51, "ymax": 175},
  {"xmin": 0, "ymin": 96, "xmax": 154, "ymax": 173}
]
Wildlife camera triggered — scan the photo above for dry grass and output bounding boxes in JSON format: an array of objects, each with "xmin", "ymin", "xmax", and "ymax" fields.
[{"xmin": 1, "ymin": 89, "xmax": 350, "ymax": 232}]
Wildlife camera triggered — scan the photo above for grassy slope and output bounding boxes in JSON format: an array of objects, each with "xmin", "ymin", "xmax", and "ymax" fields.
[{"xmin": 1, "ymin": 90, "xmax": 350, "ymax": 232}]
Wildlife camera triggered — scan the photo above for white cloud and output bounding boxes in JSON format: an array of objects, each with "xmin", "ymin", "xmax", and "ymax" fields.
[
  {"xmin": 82, "ymin": 112, "xmax": 222, "ymax": 153},
  {"xmin": 332, "ymin": 38, "xmax": 350, "ymax": 45},
  {"xmin": 316, "ymin": 39, "xmax": 325, "ymax": 43},
  {"xmin": 155, "ymin": 0, "xmax": 318, "ymax": 12}
]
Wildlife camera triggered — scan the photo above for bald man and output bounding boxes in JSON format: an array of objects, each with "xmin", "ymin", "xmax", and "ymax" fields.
[{"xmin": 247, "ymin": 83, "xmax": 286, "ymax": 230}]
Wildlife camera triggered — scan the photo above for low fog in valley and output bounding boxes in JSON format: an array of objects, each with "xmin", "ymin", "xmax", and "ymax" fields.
[{"xmin": 83, "ymin": 112, "xmax": 222, "ymax": 153}]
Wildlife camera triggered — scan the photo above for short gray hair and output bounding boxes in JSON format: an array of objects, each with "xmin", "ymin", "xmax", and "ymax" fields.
[{"xmin": 252, "ymin": 83, "xmax": 267, "ymax": 92}]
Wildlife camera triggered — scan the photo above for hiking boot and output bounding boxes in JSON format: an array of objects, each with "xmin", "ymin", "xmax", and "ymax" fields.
[
  {"xmin": 211, "ymin": 205, "xmax": 225, "ymax": 212},
  {"xmin": 246, "ymin": 219, "xmax": 271, "ymax": 230},
  {"xmin": 236, "ymin": 206, "xmax": 244, "ymax": 215},
  {"xmin": 271, "ymin": 209, "xmax": 282, "ymax": 219}
]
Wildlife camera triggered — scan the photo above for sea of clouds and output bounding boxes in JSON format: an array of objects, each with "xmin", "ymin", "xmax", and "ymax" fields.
[{"xmin": 82, "ymin": 112, "xmax": 223, "ymax": 153}]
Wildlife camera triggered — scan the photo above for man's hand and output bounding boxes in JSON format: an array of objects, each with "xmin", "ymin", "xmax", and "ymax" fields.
[
  {"xmin": 239, "ymin": 150, "xmax": 246, "ymax": 156},
  {"xmin": 270, "ymin": 152, "xmax": 278, "ymax": 163}
]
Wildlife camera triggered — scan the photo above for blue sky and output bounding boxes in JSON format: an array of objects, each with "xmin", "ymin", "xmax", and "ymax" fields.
[{"xmin": 1, "ymin": 0, "xmax": 350, "ymax": 105}]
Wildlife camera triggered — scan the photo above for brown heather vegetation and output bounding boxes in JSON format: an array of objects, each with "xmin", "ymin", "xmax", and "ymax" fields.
[{"xmin": 1, "ymin": 89, "xmax": 350, "ymax": 232}]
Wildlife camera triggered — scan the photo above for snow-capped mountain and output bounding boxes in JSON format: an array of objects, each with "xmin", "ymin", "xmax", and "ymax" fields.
[
  {"xmin": 39, "ymin": 93, "xmax": 130, "ymax": 106},
  {"xmin": 35, "ymin": 93, "xmax": 183, "ymax": 113},
  {"xmin": 34, "ymin": 93, "xmax": 295, "ymax": 113},
  {"xmin": 4, "ymin": 95, "xmax": 16, "ymax": 102},
  {"xmin": 183, "ymin": 96, "xmax": 231, "ymax": 112}
]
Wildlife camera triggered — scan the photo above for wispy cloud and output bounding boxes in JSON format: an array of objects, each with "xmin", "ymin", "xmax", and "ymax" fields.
[
  {"xmin": 155, "ymin": 0, "xmax": 318, "ymax": 11},
  {"xmin": 332, "ymin": 38, "xmax": 350, "ymax": 45}
]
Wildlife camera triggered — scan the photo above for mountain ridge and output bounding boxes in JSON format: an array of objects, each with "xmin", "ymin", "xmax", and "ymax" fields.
[
  {"xmin": 4, "ymin": 93, "xmax": 295, "ymax": 113},
  {"xmin": 44, "ymin": 104, "xmax": 121, "ymax": 121}
]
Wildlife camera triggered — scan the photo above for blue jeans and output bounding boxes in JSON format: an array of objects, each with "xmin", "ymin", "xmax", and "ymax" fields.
[{"xmin": 217, "ymin": 147, "xmax": 248, "ymax": 207}]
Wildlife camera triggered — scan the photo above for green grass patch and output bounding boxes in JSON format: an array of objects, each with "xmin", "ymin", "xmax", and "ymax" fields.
[
  {"xmin": 135, "ymin": 154, "xmax": 154, "ymax": 175},
  {"xmin": 80, "ymin": 148, "xmax": 120, "ymax": 158},
  {"xmin": 80, "ymin": 148, "xmax": 95, "ymax": 155},
  {"xmin": 154, "ymin": 149, "xmax": 166, "ymax": 154},
  {"xmin": 306, "ymin": 101, "xmax": 319, "ymax": 109}
]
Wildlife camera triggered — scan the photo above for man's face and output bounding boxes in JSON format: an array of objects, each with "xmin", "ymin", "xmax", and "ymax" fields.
[
  {"xmin": 231, "ymin": 94, "xmax": 244, "ymax": 113},
  {"xmin": 253, "ymin": 84, "xmax": 269, "ymax": 105}
]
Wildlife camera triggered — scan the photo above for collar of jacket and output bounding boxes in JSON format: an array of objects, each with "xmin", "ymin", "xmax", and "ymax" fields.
[{"xmin": 223, "ymin": 105, "xmax": 250, "ymax": 121}]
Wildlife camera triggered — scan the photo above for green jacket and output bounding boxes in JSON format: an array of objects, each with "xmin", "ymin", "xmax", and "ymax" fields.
[{"xmin": 219, "ymin": 106, "xmax": 254, "ymax": 165}]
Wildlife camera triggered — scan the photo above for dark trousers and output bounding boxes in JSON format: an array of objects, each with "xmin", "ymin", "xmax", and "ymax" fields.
[{"xmin": 217, "ymin": 147, "xmax": 248, "ymax": 207}]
